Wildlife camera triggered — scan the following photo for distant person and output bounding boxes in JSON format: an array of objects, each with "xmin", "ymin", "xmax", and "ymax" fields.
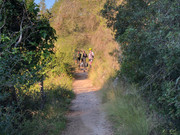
[
  {"xmin": 77, "ymin": 51, "xmax": 81, "ymax": 67},
  {"xmin": 88, "ymin": 48, "xmax": 94, "ymax": 68},
  {"xmin": 82, "ymin": 50, "xmax": 87, "ymax": 71}
]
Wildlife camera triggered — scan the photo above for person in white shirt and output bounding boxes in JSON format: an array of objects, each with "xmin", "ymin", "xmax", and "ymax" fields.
[{"xmin": 88, "ymin": 48, "xmax": 94, "ymax": 68}]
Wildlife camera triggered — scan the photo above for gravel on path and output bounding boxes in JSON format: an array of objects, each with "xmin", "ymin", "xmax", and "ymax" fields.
[{"xmin": 61, "ymin": 72, "xmax": 113, "ymax": 135}]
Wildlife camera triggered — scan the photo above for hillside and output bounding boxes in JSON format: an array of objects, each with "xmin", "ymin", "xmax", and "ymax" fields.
[{"xmin": 50, "ymin": 0, "xmax": 119, "ymax": 86}]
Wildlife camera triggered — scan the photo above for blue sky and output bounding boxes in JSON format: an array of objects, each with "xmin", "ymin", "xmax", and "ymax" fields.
[{"xmin": 34, "ymin": 0, "xmax": 56, "ymax": 9}]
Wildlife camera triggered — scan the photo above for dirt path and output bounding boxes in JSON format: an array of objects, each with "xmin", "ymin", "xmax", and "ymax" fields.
[{"xmin": 61, "ymin": 72, "xmax": 113, "ymax": 135}]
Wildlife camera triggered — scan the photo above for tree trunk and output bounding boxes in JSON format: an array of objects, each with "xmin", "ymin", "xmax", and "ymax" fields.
[
  {"xmin": 11, "ymin": 86, "xmax": 18, "ymax": 104},
  {"xmin": 40, "ymin": 76, "xmax": 45, "ymax": 109}
]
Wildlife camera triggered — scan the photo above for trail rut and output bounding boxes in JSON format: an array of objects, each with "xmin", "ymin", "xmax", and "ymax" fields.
[{"xmin": 61, "ymin": 72, "xmax": 113, "ymax": 135}]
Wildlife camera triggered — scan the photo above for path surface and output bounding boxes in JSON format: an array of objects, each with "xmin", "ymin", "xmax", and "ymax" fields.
[{"xmin": 61, "ymin": 72, "xmax": 113, "ymax": 135}]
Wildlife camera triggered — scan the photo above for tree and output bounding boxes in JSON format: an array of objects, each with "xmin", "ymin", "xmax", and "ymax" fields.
[
  {"xmin": 0, "ymin": 0, "xmax": 56, "ymax": 134},
  {"xmin": 39, "ymin": 0, "xmax": 46, "ymax": 15},
  {"xmin": 102, "ymin": 0, "xmax": 180, "ymax": 133},
  {"xmin": 25, "ymin": 0, "xmax": 35, "ymax": 7},
  {"xmin": 101, "ymin": 0, "xmax": 118, "ymax": 28}
]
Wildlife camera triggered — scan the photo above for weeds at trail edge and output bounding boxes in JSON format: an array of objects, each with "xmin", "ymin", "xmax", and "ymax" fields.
[
  {"xmin": 19, "ymin": 86, "xmax": 75, "ymax": 135},
  {"xmin": 101, "ymin": 79, "xmax": 159, "ymax": 135}
]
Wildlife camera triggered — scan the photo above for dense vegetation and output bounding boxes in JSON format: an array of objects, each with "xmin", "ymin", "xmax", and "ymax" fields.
[
  {"xmin": 102, "ymin": 0, "xmax": 180, "ymax": 134},
  {"xmin": 0, "ymin": 0, "xmax": 74, "ymax": 134}
]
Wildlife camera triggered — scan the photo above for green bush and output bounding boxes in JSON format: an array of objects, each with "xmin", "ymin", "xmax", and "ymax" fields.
[
  {"xmin": 102, "ymin": 0, "xmax": 180, "ymax": 133},
  {"xmin": 0, "ymin": 0, "xmax": 75, "ymax": 134}
]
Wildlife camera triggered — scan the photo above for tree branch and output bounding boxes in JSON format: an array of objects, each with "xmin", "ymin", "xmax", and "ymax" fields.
[{"xmin": 14, "ymin": 9, "xmax": 25, "ymax": 47}]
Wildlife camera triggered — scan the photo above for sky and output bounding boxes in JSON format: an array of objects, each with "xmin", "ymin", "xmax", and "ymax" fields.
[{"xmin": 34, "ymin": 0, "xmax": 56, "ymax": 9}]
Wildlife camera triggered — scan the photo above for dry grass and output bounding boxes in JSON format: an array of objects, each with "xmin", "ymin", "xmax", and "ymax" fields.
[
  {"xmin": 89, "ymin": 25, "xmax": 119, "ymax": 87},
  {"xmin": 101, "ymin": 79, "xmax": 159, "ymax": 135}
]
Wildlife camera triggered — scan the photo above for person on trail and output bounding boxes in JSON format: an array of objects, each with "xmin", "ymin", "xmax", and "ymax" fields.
[
  {"xmin": 88, "ymin": 48, "xmax": 94, "ymax": 68},
  {"xmin": 77, "ymin": 51, "xmax": 81, "ymax": 68},
  {"xmin": 82, "ymin": 50, "xmax": 87, "ymax": 71}
]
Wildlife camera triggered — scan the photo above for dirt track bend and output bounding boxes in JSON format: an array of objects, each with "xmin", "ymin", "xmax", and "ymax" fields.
[{"xmin": 61, "ymin": 72, "xmax": 113, "ymax": 135}]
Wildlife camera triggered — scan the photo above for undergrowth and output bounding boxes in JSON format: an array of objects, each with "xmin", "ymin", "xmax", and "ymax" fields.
[
  {"xmin": 20, "ymin": 86, "xmax": 75, "ymax": 135},
  {"xmin": 101, "ymin": 78, "xmax": 159, "ymax": 135}
]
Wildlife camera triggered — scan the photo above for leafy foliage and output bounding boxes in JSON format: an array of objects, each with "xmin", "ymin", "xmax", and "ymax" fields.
[
  {"xmin": 102, "ymin": 0, "xmax": 180, "ymax": 133},
  {"xmin": 0, "ymin": 0, "xmax": 59, "ymax": 134}
]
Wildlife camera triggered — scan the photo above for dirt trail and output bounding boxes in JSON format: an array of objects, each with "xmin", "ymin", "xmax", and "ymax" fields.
[{"xmin": 61, "ymin": 72, "xmax": 113, "ymax": 135}]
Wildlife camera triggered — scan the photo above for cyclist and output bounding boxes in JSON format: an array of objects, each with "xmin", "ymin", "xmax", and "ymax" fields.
[{"xmin": 88, "ymin": 48, "xmax": 94, "ymax": 68}]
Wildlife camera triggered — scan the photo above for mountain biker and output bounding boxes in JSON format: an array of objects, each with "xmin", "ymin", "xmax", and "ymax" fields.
[
  {"xmin": 82, "ymin": 50, "xmax": 87, "ymax": 71},
  {"xmin": 88, "ymin": 48, "xmax": 94, "ymax": 68}
]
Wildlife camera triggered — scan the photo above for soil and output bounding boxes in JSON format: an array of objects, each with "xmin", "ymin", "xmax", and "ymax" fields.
[{"xmin": 61, "ymin": 72, "xmax": 113, "ymax": 135}]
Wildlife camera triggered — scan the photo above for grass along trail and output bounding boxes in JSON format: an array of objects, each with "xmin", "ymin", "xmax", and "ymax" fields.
[{"xmin": 61, "ymin": 71, "xmax": 113, "ymax": 135}]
